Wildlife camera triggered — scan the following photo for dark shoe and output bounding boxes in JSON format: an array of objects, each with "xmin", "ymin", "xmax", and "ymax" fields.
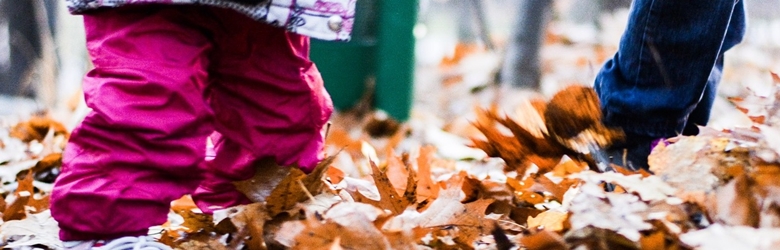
[{"xmin": 604, "ymin": 133, "xmax": 655, "ymax": 171}]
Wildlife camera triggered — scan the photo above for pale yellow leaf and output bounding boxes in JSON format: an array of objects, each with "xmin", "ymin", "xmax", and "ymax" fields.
[{"xmin": 527, "ymin": 210, "xmax": 567, "ymax": 232}]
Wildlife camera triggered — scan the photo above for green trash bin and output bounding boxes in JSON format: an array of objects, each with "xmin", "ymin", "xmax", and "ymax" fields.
[{"xmin": 311, "ymin": 0, "xmax": 417, "ymax": 121}]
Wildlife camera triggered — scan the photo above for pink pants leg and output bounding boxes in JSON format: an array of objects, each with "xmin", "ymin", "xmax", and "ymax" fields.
[{"xmin": 50, "ymin": 6, "xmax": 333, "ymax": 240}]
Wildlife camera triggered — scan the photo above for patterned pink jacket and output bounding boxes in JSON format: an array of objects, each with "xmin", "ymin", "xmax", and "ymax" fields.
[{"xmin": 66, "ymin": 0, "xmax": 356, "ymax": 41}]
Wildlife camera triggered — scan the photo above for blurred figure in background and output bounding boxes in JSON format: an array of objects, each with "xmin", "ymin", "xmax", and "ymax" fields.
[
  {"xmin": 455, "ymin": 0, "xmax": 494, "ymax": 50},
  {"xmin": 0, "ymin": 0, "xmax": 58, "ymax": 98},
  {"xmin": 0, "ymin": 0, "xmax": 60, "ymax": 118},
  {"xmin": 501, "ymin": 0, "xmax": 630, "ymax": 89}
]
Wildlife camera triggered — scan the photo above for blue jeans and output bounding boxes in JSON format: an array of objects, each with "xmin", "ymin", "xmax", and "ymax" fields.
[{"xmin": 595, "ymin": 0, "xmax": 745, "ymax": 138}]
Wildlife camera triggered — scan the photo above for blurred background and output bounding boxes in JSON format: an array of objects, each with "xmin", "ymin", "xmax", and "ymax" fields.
[{"xmin": 2, "ymin": 0, "xmax": 780, "ymax": 130}]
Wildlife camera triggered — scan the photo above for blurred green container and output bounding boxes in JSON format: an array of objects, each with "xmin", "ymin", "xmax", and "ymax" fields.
[{"xmin": 311, "ymin": 0, "xmax": 417, "ymax": 121}]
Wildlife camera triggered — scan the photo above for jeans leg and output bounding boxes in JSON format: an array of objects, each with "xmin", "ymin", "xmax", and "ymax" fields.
[
  {"xmin": 595, "ymin": 0, "xmax": 745, "ymax": 138},
  {"xmin": 2, "ymin": 0, "xmax": 40, "ymax": 97},
  {"xmin": 684, "ymin": 1, "xmax": 746, "ymax": 135}
]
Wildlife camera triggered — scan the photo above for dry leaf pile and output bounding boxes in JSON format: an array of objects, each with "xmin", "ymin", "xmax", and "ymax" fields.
[
  {"xmin": 2, "ymin": 80, "xmax": 780, "ymax": 249},
  {"xmin": 0, "ymin": 116, "xmax": 67, "ymax": 249},
  {"xmin": 156, "ymin": 79, "xmax": 780, "ymax": 249}
]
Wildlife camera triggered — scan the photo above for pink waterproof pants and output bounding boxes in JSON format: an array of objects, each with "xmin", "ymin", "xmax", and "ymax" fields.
[{"xmin": 50, "ymin": 6, "xmax": 333, "ymax": 240}]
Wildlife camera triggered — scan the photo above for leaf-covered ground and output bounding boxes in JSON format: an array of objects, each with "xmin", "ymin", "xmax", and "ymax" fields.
[
  {"xmin": 3, "ymin": 7, "xmax": 780, "ymax": 250},
  {"xmin": 1, "ymin": 78, "xmax": 780, "ymax": 249}
]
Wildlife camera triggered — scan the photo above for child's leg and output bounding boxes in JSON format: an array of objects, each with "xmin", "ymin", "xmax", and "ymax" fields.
[
  {"xmin": 192, "ymin": 132, "xmax": 254, "ymax": 211},
  {"xmin": 51, "ymin": 7, "xmax": 215, "ymax": 240},
  {"xmin": 191, "ymin": 8, "xmax": 334, "ymax": 212}
]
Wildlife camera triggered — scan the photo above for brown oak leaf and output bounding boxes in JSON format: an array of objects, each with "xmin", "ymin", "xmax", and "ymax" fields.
[
  {"xmin": 351, "ymin": 161, "xmax": 410, "ymax": 215},
  {"xmin": 3, "ymin": 172, "xmax": 45, "ymax": 221},
  {"xmin": 518, "ymin": 230, "xmax": 567, "ymax": 250},
  {"xmin": 416, "ymin": 145, "xmax": 440, "ymax": 203},
  {"xmin": 384, "ymin": 186, "xmax": 495, "ymax": 246},
  {"xmin": 9, "ymin": 116, "xmax": 69, "ymax": 143},
  {"xmin": 217, "ymin": 203, "xmax": 269, "ymax": 250},
  {"xmin": 264, "ymin": 167, "xmax": 307, "ymax": 217}
]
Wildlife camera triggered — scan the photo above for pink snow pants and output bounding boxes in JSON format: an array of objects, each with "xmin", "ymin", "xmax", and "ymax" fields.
[{"xmin": 50, "ymin": 6, "xmax": 333, "ymax": 241}]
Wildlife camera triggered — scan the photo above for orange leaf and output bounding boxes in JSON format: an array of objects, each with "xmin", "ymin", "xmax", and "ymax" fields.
[
  {"xmin": 325, "ymin": 128, "xmax": 362, "ymax": 158},
  {"xmin": 264, "ymin": 167, "xmax": 307, "ymax": 217},
  {"xmin": 176, "ymin": 209, "xmax": 215, "ymax": 234},
  {"xmin": 3, "ymin": 172, "xmax": 35, "ymax": 221},
  {"xmin": 3, "ymin": 195, "xmax": 29, "ymax": 222},
  {"xmin": 171, "ymin": 195, "xmax": 198, "ymax": 211},
  {"xmin": 551, "ymin": 158, "xmax": 588, "ymax": 177},
  {"xmin": 302, "ymin": 154, "xmax": 337, "ymax": 196},
  {"xmin": 349, "ymin": 162, "xmax": 411, "ymax": 215},
  {"xmin": 471, "ymin": 108, "xmax": 571, "ymax": 175},
  {"xmin": 15, "ymin": 170, "xmax": 34, "ymax": 197},
  {"xmin": 612, "ymin": 162, "xmax": 653, "ymax": 177},
  {"xmin": 439, "ymin": 43, "xmax": 483, "ymax": 68},
  {"xmin": 9, "ymin": 116, "xmax": 69, "ymax": 142},
  {"xmin": 533, "ymin": 175, "xmax": 578, "ymax": 203},
  {"xmin": 544, "ymin": 85, "xmax": 602, "ymax": 141},
  {"xmin": 527, "ymin": 210, "xmax": 568, "ymax": 232},
  {"xmin": 488, "ymin": 200, "xmax": 543, "ymax": 225},
  {"xmin": 474, "ymin": 179, "xmax": 514, "ymax": 202},
  {"xmin": 0, "ymin": 193, "xmax": 6, "ymax": 215},
  {"xmin": 29, "ymin": 153, "xmax": 62, "ymax": 176},
  {"xmin": 236, "ymin": 155, "xmax": 334, "ymax": 217},
  {"xmin": 772, "ymin": 71, "xmax": 780, "ymax": 84},
  {"xmin": 26, "ymin": 195, "xmax": 50, "ymax": 214},
  {"xmin": 173, "ymin": 235, "xmax": 230, "ymax": 250},
  {"xmin": 221, "ymin": 203, "xmax": 269, "ymax": 250},
  {"xmin": 565, "ymin": 227, "xmax": 638, "ymax": 249},
  {"xmin": 234, "ymin": 158, "xmax": 291, "ymax": 204},
  {"xmin": 327, "ymin": 166, "xmax": 345, "ymax": 185},
  {"xmin": 750, "ymin": 115, "xmax": 766, "ymax": 124},
  {"xmin": 385, "ymin": 152, "xmax": 409, "ymax": 196},
  {"xmin": 421, "ymin": 187, "xmax": 494, "ymax": 244},
  {"xmin": 401, "ymin": 157, "xmax": 418, "ymax": 208},
  {"xmin": 383, "ymin": 230, "xmax": 421, "ymax": 250},
  {"xmin": 639, "ymin": 228, "xmax": 669, "ymax": 250},
  {"xmin": 507, "ymin": 177, "xmax": 545, "ymax": 205},
  {"xmin": 370, "ymin": 161, "xmax": 409, "ymax": 214},
  {"xmin": 416, "ymin": 145, "xmax": 440, "ymax": 203},
  {"xmin": 519, "ymin": 230, "xmax": 567, "ymax": 250},
  {"xmin": 290, "ymin": 219, "xmax": 343, "ymax": 250},
  {"xmin": 291, "ymin": 204, "xmax": 393, "ymax": 250}
]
